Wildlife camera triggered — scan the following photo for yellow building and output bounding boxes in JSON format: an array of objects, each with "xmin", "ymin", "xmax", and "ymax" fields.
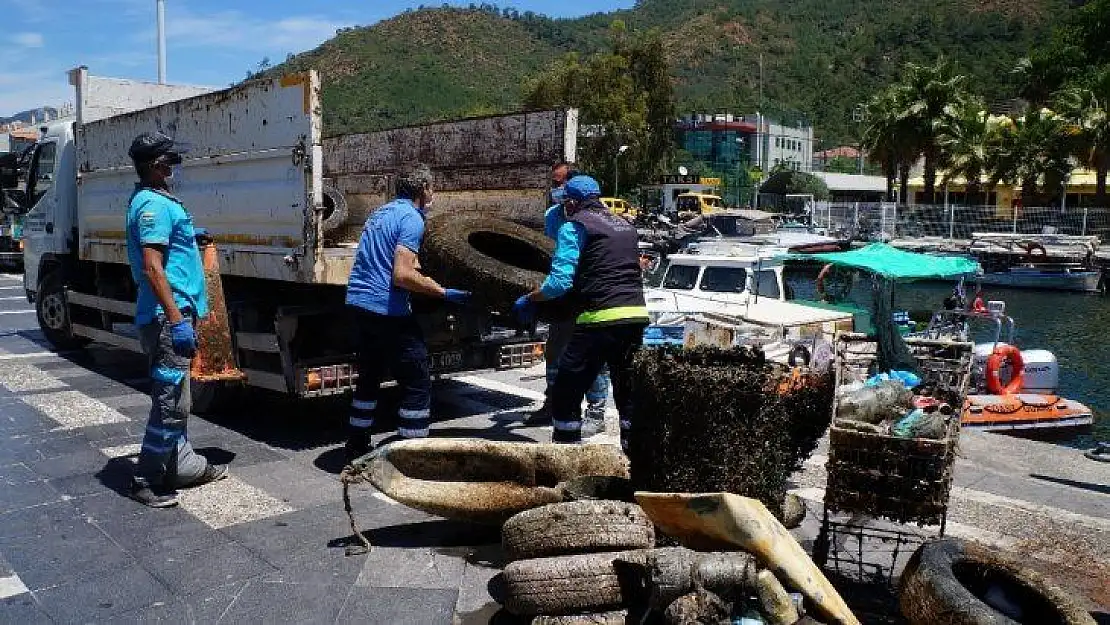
[{"xmin": 907, "ymin": 169, "xmax": 1103, "ymax": 215}]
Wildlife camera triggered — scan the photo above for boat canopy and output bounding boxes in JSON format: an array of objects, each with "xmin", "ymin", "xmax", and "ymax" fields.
[{"xmin": 793, "ymin": 243, "xmax": 980, "ymax": 281}]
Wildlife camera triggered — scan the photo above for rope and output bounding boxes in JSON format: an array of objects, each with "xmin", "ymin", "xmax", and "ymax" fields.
[{"xmin": 340, "ymin": 466, "xmax": 372, "ymax": 556}]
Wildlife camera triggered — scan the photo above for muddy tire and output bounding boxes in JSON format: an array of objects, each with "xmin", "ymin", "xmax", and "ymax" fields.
[
  {"xmin": 421, "ymin": 212, "xmax": 554, "ymax": 312},
  {"xmin": 899, "ymin": 538, "xmax": 1096, "ymax": 625},
  {"xmin": 782, "ymin": 493, "xmax": 807, "ymax": 530},
  {"xmin": 36, "ymin": 271, "xmax": 89, "ymax": 351},
  {"xmin": 531, "ymin": 611, "xmax": 628, "ymax": 625},
  {"xmin": 503, "ymin": 501, "xmax": 655, "ymax": 561},
  {"xmin": 502, "ymin": 550, "xmax": 650, "ymax": 616},
  {"xmin": 320, "ymin": 182, "xmax": 348, "ymax": 233}
]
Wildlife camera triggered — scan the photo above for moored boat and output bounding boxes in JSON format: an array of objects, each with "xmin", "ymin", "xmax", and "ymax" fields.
[{"xmin": 962, "ymin": 394, "xmax": 1094, "ymax": 437}]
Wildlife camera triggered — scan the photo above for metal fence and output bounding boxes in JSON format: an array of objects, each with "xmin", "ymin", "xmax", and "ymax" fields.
[{"xmin": 810, "ymin": 203, "xmax": 1110, "ymax": 242}]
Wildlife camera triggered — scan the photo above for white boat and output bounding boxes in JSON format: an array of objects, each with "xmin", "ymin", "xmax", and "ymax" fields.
[
  {"xmin": 974, "ymin": 264, "xmax": 1102, "ymax": 293},
  {"xmin": 965, "ymin": 234, "xmax": 1104, "ymax": 293},
  {"xmin": 643, "ymin": 246, "xmax": 855, "ymax": 367}
]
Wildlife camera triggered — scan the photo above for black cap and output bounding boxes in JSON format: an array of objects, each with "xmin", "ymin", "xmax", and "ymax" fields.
[{"xmin": 129, "ymin": 132, "xmax": 182, "ymax": 165}]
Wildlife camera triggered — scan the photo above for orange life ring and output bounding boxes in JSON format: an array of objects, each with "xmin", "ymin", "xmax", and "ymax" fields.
[
  {"xmin": 815, "ymin": 264, "xmax": 832, "ymax": 297},
  {"xmin": 985, "ymin": 345, "xmax": 1024, "ymax": 395}
]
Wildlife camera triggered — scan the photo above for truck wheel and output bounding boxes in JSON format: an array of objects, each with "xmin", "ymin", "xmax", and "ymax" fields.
[
  {"xmin": 36, "ymin": 272, "xmax": 89, "ymax": 351},
  {"xmin": 421, "ymin": 213, "xmax": 554, "ymax": 312},
  {"xmin": 502, "ymin": 501, "xmax": 655, "ymax": 561},
  {"xmin": 190, "ymin": 380, "xmax": 244, "ymax": 415}
]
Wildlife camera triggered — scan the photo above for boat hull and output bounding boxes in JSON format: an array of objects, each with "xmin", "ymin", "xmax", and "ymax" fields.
[
  {"xmin": 962, "ymin": 394, "xmax": 1094, "ymax": 438},
  {"xmin": 974, "ymin": 270, "xmax": 1103, "ymax": 293}
]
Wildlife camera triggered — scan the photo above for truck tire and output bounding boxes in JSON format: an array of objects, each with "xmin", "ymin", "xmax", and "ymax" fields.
[
  {"xmin": 421, "ymin": 213, "xmax": 554, "ymax": 312},
  {"xmin": 899, "ymin": 538, "xmax": 1095, "ymax": 625},
  {"xmin": 502, "ymin": 501, "xmax": 655, "ymax": 561},
  {"xmin": 321, "ymin": 182, "xmax": 348, "ymax": 233},
  {"xmin": 502, "ymin": 550, "xmax": 650, "ymax": 616},
  {"xmin": 531, "ymin": 611, "xmax": 628, "ymax": 625},
  {"xmin": 36, "ymin": 271, "xmax": 89, "ymax": 351}
]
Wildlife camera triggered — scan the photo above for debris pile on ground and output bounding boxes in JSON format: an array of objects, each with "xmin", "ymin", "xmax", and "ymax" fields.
[{"xmin": 628, "ymin": 346, "xmax": 834, "ymax": 517}]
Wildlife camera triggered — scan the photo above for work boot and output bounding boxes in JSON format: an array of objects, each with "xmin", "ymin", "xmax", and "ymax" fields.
[
  {"xmin": 581, "ymin": 413, "xmax": 607, "ymax": 438},
  {"xmin": 523, "ymin": 403, "xmax": 552, "ymax": 426},
  {"xmin": 345, "ymin": 435, "xmax": 372, "ymax": 464},
  {"xmin": 182, "ymin": 464, "xmax": 229, "ymax": 489},
  {"xmin": 129, "ymin": 481, "xmax": 179, "ymax": 508}
]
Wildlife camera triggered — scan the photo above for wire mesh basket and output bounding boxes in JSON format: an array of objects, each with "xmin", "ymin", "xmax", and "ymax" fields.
[{"xmin": 823, "ymin": 332, "xmax": 973, "ymax": 528}]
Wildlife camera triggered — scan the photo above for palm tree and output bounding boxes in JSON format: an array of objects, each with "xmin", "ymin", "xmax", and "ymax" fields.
[
  {"xmin": 895, "ymin": 58, "xmax": 970, "ymax": 205},
  {"xmin": 987, "ymin": 108, "xmax": 1073, "ymax": 207},
  {"xmin": 937, "ymin": 99, "xmax": 991, "ymax": 205},
  {"xmin": 862, "ymin": 88, "xmax": 917, "ymax": 203},
  {"xmin": 1056, "ymin": 68, "xmax": 1110, "ymax": 206}
]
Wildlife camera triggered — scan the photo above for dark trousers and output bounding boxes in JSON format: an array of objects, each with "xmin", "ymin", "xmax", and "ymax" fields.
[
  {"xmin": 549, "ymin": 322, "xmax": 645, "ymax": 450},
  {"xmin": 349, "ymin": 308, "xmax": 432, "ymax": 439}
]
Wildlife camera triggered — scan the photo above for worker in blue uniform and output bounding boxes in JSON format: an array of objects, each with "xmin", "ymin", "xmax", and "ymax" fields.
[
  {"xmin": 344, "ymin": 164, "xmax": 471, "ymax": 461},
  {"xmin": 125, "ymin": 132, "xmax": 228, "ymax": 508},
  {"xmin": 526, "ymin": 162, "xmax": 611, "ymax": 433},
  {"xmin": 513, "ymin": 175, "xmax": 648, "ymax": 450}
]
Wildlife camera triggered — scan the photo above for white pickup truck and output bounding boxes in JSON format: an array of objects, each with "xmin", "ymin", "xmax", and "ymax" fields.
[{"xmin": 14, "ymin": 67, "xmax": 576, "ymax": 401}]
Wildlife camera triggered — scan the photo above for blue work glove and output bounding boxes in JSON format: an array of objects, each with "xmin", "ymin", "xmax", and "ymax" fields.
[
  {"xmin": 444, "ymin": 289, "xmax": 471, "ymax": 305},
  {"xmin": 512, "ymin": 294, "xmax": 536, "ymax": 324},
  {"xmin": 169, "ymin": 319, "xmax": 198, "ymax": 359},
  {"xmin": 193, "ymin": 227, "xmax": 212, "ymax": 245}
]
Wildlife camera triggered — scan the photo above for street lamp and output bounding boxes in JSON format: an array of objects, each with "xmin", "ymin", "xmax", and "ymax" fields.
[
  {"xmin": 735, "ymin": 137, "xmax": 746, "ymax": 207},
  {"xmin": 614, "ymin": 144, "xmax": 630, "ymax": 197}
]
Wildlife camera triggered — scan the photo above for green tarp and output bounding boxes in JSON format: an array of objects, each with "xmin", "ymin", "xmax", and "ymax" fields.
[{"xmin": 793, "ymin": 243, "xmax": 980, "ymax": 281}]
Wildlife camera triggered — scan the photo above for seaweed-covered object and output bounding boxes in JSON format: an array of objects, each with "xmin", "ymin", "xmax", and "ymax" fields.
[{"xmin": 629, "ymin": 346, "xmax": 834, "ymax": 517}]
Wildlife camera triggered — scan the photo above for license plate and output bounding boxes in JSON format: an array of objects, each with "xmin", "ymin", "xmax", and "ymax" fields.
[{"xmin": 430, "ymin": 351, "xmax": 463, "ymax": 370}]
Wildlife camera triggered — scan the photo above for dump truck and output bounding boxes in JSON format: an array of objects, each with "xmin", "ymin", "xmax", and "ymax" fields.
[{"xmin": 13, "ymin": 67, "xmax": 576, "ymax": 402}]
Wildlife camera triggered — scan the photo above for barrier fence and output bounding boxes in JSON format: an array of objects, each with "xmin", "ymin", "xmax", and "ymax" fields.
[{"xmin": 809, "ymin": 203, "xmax": 1110, "ymax": 242}]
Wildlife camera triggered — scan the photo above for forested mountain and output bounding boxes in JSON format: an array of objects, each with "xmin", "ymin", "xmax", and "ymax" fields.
[{"xmin": 272, "ymin": 0, "xmax": 1068, "ymax": 143}]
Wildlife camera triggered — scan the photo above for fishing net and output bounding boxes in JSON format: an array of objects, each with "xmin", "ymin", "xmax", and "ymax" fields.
[{"xmin": 628, "ymin": 346, "xmax": 834, "ymax": 518}]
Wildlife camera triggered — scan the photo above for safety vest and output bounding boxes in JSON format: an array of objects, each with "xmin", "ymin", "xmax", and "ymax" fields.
[{"xmin": 567, "ymin": 202, "xmax": 649, "ymax": 325}]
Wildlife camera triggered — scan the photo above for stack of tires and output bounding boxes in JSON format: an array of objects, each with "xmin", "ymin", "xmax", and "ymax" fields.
[
  {"xmin": 500, "ymin": 500, "xmax": 655, "ymax": 623},
  {"xmin": 498, "ymin": 500, "xmax": 813, "ymax": 624}
]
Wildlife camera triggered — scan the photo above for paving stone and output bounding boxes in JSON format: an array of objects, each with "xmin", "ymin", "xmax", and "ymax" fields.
[
  {"xmin": 114, "ymin": 580, "xmax": 250, "ymax": 624},
  {"xmin": 48, "ymin": 465, "xmax": 130, "ymax": 498},
  {"xmin": 0, "ymin": 478, "xmax": 63, "ymax": 514},
  {"xmin": 337, "ymin": 586, "xmax": 457, "ymax": 625},
  {"xmin": 258, "ymin": 547, "xmax": 366, "ymax": 587},
  {"xmin": 233, "ymin": 460, "xmax": 342, "ymax": 509},
  {"xmin": 25, "ymin": 447, "xmax": 112, "ymax": 480},
  {"xmin": 0, "ymin": 461, "xmax": 39, "ymax": 486},
  {"xmin": 175, "ymin": 475, "xmax": 294, "ymax": 529},
  {"xmin": 139, "ymin": 540, "xmax": 275, "ymax": 595},
  {"xmin": 215, "ymin": 579, "xmax": 351, "ymax": 624},
  {"xmin": 354, "ymin": 546, "xmax": 467, "ymax": 590},
  {"xmin": 453, "ymin": 545, "xmax": 507, "ymax": 616},
  {"xmin": 0, "ymin": 403, "xmax": 55, "ymax": 436},
  {"xmin": 78, "ymin": 421, "xmax": 141, "ymax": 442},
  {"xmin": 0, "ymin": 593, "xmax": 53, "ymax": 624},
  {"xmin": 0, "ymin": 500, "xmax": 83, "ymax": 540},
  {"xmin": 95, "ymin": 505, "xmax": 214, "ymax": 551},
  {"xmin": 33, "ymin": 564, "xmax": 171, "ymax": 623},
  {"xmin": 1, "ymin": 521, "xmax": 132, "ymax": 590},
  {"xmin": 21, "ymin": 389, "xmax": 130, "ymax": 430}
]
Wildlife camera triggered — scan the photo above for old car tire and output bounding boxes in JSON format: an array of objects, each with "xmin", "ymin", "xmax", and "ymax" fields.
[
  {"xmin": 531, "ymin": 611, "xmax": 629, "ymax": 625},
  {"xmin": 503, "ymin": 501, "xmax": 655, "ymax": 561},
  {"xmin": 782, "ymin": 493, "xmax": 807, "ymax": 529},
  {"xmin": 422, "ymin": 212, "xmax": 554, "ymax": 312},
  {"xmin": 503, "ymin": 550, "xmax": 650, "ymax": 616},
  {"xmin": 899, "ymin": 538, "xmax": 1096, "ymax": 625},
  {"xmin": 320, "ymin": 182, "xmax": 349, "ymax": 233},
  {"xmin": 36, "ymin": 271, "xmax": 90, "ymax": 351}
]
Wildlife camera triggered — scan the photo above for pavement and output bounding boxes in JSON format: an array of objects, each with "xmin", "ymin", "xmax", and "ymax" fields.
[{"xmin": 0, "ymin": 268, "xmax": 1107, "ymax": 623}]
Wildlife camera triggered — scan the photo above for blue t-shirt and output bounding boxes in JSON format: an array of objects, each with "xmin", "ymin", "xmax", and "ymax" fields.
[
  {"xmin": 126, "ymin": 188, "xmax": 209, "ymax": 326},
  {"xmin": 346, "ymin": 198, "xmax": 425, "ymax": 316}
]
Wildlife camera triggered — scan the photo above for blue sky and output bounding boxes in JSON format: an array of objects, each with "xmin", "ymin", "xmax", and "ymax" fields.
[{"xmin": 1, "ymin": 0, "xmax": 634, "ymax": 117}]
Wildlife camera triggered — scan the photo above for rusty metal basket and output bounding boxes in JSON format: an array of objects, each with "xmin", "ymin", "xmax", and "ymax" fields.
[{"xmin": 822, "ymin": 333, "xmax": 972, "ymax": 529}]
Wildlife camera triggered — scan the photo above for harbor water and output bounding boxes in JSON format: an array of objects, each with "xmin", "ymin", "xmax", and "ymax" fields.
[{"xmin": 785, "ymin": 269, "xmax": 1110, "ymax": 446}]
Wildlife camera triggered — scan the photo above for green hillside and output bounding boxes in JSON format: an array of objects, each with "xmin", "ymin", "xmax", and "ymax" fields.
[{"xmin": 273, "ymin": 1, "xmax": 1068, "ymax": 143}]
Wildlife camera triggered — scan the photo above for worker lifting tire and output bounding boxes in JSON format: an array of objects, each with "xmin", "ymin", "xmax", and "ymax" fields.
[
  {"xmin": 502, "ymin": 500, "xmax": 655, "ymax": 561},
  {"xmin": 899, "ymin": 538, "xmax": 1096, "ymax": 625},
  {"xmin": 421, "ymin": 212, "xmax": 554, "ymax": 312},
  {"xmin": 985, "ymin": 345, "xmax": 1024, "ymax": 395}
]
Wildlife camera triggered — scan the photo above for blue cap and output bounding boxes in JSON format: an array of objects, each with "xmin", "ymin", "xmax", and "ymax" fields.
[{"xmin": 565, "ymin": 175, "xmax": 601, "ymax": 200}]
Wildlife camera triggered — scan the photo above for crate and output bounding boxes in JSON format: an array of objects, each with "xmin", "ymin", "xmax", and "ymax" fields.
[{"xmin": 823, "ymin": 332, "xmax": 972, "ymax": 528}]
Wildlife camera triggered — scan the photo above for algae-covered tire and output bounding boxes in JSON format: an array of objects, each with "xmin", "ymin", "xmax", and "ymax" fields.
[
  {"xmin": 899, "ymin": 538, "xmax": 1096, "ymax": 625},
  {"xmin": 421, "ymin": 212, "xmax": 554, "ymax": 312},
  {"xmin": 782, "ymin": 493, "xmax": 807, "ymax": 530},
  {"xmin": 503, "ymin": 550, "xmax": 649, "ymax": 616},
  {"xmin": 532, "ymin": 611, "xmax": 628, "ymax": 624},
  {"xmin": 503, "ymin": 501, "xmax": 655, "ymax": 561}
]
